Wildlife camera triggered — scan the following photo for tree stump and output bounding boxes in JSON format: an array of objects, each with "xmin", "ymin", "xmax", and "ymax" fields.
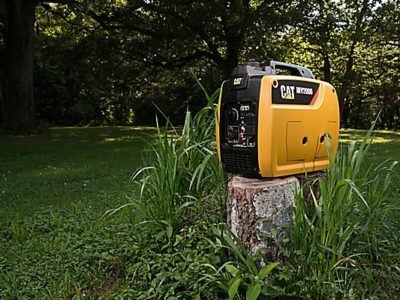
[
  {"xmin": 227, "ymin": 176, "xmax": 299, "ymax": 261},
  {"xmin": 296, "ymin": 172, "xmax": 324, "ymax": 211}
]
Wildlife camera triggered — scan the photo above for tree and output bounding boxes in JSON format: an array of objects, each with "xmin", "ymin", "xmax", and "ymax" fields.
[
  {"xmin": 0, "ymin": 0, "xmax": 74, "ymax": 132},
  {"xmin": 285, "ymin": 0, "xmax": 397, "ymax": 127},
  {"xmin": 3, "ymin": 0, "xmax": 397, "ymax": 129},
  {"xmin": 1, "ymin": 0, "xmax": 300, "ymax": 130},
  {"xmin": 0, "ymin": 0, "xmax": 36, "ymax": 131},
  {"xmin": 69, "ymin": 0, "xmax": 299, "ymax": 78}
]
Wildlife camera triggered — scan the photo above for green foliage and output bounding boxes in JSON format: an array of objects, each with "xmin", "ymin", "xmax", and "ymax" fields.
[
  {"xmin": 0, "ymin": 124, "xmax": 225, "ymax": 299},
  {"xmin": 0, "ymin": 123, "xmax": 400, "ymax": 298},
  {"xmin": 202, "ymin": 226, "xmax": 282, "ymax": 300},
  {"xmin": 284, "ymin": 0, "xmax": 400, "ymax": 128},
  {"xmin": 0, "ymin": 206, "xmax": 135, "ymax": 299},
  {"xmin": 2, "ymin": 75, "xmax": 400, "ymax": 300},
  {"xmin": 113, "ymin": 220, "xmax": 225, "ymax": 300},
  {"xmin": 0, "ymin": 206, "xmax": 226, "ymax": 299},
  {"xmin": 126, "ymin": 86, "xmax": 225, "ymax": 234},
  {"xmin": 280, "ymin": 126, "xmax": 400, "ymax": 298},
  {"xmin": 29, "ymin": 1, "xmax": 400, "ymax": 129}
]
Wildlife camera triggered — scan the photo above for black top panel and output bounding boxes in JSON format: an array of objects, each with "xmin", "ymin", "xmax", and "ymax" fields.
[{"xmin": 222, "ymin": 76, "xmax": 263, "ymax": 102}]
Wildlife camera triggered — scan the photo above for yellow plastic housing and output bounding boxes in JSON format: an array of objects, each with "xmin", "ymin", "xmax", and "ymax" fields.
[{"xmin": 216, "ymin": 75, "xmax": 340, "ymax": 177}]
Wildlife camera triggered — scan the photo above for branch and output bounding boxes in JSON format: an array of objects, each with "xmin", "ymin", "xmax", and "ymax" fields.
[
  {"xmin": 138, "ymin": 1, "xmax": 225, "ymax": 66},
  {"xmin": 38, "ymin": 0, "xmax": 78, "ymax": 5},
  {"xmin": 85, "ymin": 9, "xmax": 160, "ymax": 37},
  {"xmin": 40, "ymin": 3, "xmax": 92, "ymax": 31},
  {"xmin": 162, "ymin": 50, "xmax": 215, "ymax": 68},
  {"xmin": 128, "ymin": 48, "xmax": 214, "ymax": 69}
]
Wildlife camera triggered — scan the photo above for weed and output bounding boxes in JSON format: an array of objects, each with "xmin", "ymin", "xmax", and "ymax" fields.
[
  {"xmin": 125, "ymin": 85, "xmax": 226, "ymax": 236},
  {"xmin": 281, "ymin": 126, "xmax": 400, "ymax": 298},
  {"xmin": 201, "ymin": 225, "xmax": 282, "ymax": 299}
]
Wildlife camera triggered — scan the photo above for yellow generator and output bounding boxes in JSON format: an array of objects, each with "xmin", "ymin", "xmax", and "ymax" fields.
[{"xmin": 216, "ymin": 60, "xmax": 339, "ymax": 177}]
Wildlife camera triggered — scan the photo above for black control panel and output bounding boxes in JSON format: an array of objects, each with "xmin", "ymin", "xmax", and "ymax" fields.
[
  {"xmin": 225, "ymin": 101, "xmax": 257, "ymax": 148},
  {"xmin": 219, "ymin": 74, "xmax": 261, "ymax": 176}
]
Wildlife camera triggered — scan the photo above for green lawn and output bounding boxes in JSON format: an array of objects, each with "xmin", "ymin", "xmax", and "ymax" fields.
[
  {"xmin": 340, "ymin": 129, "xmax": 400, "ymax": 162},
  {"xmin": 0, "ymin": 127, "xmax": 157, "ymax": 298},
  {"xmin": 0, "ymin": 127, "xmax": 156, "ymax": 220},
  {"xmin": 0, "ymin": 127, "xmax": 399, "ymax": 298},
  {"xmin": 2, "ymin": 127, "xmax": 399, "ymax": 220}
]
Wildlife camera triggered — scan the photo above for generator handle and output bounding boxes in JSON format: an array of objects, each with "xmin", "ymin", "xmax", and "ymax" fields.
[{"xmin": 266, "ymin": 61, "xmax": 315, "ymax": 79}]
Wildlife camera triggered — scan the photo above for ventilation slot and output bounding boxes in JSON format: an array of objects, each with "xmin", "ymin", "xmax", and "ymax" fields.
[{"xmin": 222, "ymin": 152, "xmax": 257, "ymax": 172}]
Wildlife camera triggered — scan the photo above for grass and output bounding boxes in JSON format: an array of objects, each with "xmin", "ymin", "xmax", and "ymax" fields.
[
  {"xmin": 0, "ymin": 127, "xmax": 157, "ymax": 298},
  {"xmin": 340, "ymin": 128, "xmax": 400, "ymax": 162},
  {"xmin": 284, "ymin": 127, "xmax": 400, "ymax": 298},
  {"xmin": 0, "ymin": 126, "xmax": 156, "ymax": 220},
  {"xmin": 128, "ymin": 96, "xmax": 225, "ymax": 237},
  {"xmin": 0, "ymin": 126, "xmax": 399, "ymax": 298}
]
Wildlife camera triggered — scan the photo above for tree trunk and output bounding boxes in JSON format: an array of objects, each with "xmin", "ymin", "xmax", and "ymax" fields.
[
  {"xmin": 322, "ymin": 52, "xmax": 331, "ymax": 83},
  {"xmin": 0, "ymin": 0, "xmax": 36, "ymax": 131},
  {"xmin": 222, "ymin": 36, "xmax": 240, "ymax": 79},
  {"xmin": 338, "ymin": 42, "xmax": 355, "ymax": 127},
  {"xmin": 342, "ymin": 100, "xmax": 349, "ymax": 128}
]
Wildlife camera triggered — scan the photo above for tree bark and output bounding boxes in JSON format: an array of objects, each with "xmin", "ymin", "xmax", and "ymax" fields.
[
  {"xmin": 227, "ymin": 176, "xmax": 299, "ymax": 260},
  {"xmin": 0, "ymin": 0, "xmax": 36, "ymax": 131},
  {"xmin": 222, "ymin": 36, "xmax": 241, "ymax": 79},
  {"xmin": 322, "ymin": 51, "xmax": 331, "ymax": 83}
]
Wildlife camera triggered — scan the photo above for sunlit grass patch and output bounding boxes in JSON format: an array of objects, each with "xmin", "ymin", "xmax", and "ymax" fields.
[
  {"xmin": 340, "ymin": 129, "xmax": 400, "ymax": 163},
  {"xmin": 340, "ymin": 129, "xmax": 400, "ymax": 144}
]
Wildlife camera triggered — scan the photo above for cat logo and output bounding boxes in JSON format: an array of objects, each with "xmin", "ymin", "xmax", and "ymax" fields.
[
  {"xmin": 280, "ymin": 85, "xmax": 295, "ymax": 100},
  {"xmin": 233, "ymin": 78, "xmax": 243, "ymax": 86}
]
